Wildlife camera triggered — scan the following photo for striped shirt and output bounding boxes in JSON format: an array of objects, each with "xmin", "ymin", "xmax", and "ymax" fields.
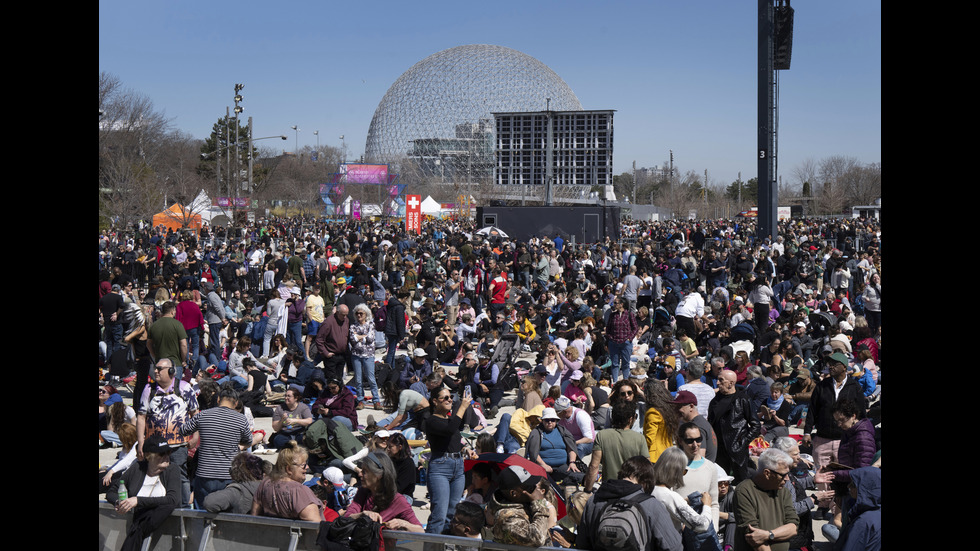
[{"xmin": 180, "ymin": 406, "xmax": 251, "ymax": 480}]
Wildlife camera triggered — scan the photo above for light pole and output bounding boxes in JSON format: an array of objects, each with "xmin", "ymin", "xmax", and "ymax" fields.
[
  {"xmin": 339, "ymin": 135, "xmax": 346, "ymax": 164},
  {"xmin": 291, "ymin": 125, "xmax": 300, "ymax": 156},
  {"xmin": 313, "ymin": 130, "xmax": 319, "ymax": 159}
]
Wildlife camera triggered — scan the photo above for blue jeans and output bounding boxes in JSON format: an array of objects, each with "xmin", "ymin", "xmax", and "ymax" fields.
[
  {"xmin": 425, "ymin": 456, "xmax": 465, "ymax": 535},
  {"xmin": 385, "ymin": 336, "xmax": 399, "ymax": 367},
  {"xmin": 186, "ymin": 327, "xmax": 201, "ymax": 375},
  {"xmin": 330, "ymin": 415, "xmax": 353, "ymax": 431},
  {"xmin": 217, "ymin": 375, "xmax": 248, "ymax": 390},
  {"xmin": 287, "ymin": 321, "xmax": 304, "ymax": 350},
  {"xmin": 353, "ymin": 354, "xmax": 381, "ymax": 405},
  {"xmin": 193, "ymin": 477, "xmax": 232, "ymax": 510},
  {"xmin": 377, "ymin": 411, "xmax": 419, "ymax": 440},
  {"xmin": 493, "ymin": 413, "xmax": 521, "ymax": 454},
  {"xmin": 608, "ymin": 339, "xmax": 633, "ymax": 382},
  {"xmin": 577, "ymin": 442, "xmax": 594, "ymax": 458},
  {"xmin": 104, "ymin": 323, "xmax": 124, "ymax": 357},
  {"xmin": 208, "ymin": 322, "xmax": 222, "ymax": 359}
]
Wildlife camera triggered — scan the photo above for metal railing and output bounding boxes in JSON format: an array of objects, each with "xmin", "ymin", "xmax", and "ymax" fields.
[{"xmin": 99, "ymin": 502, "xmax": 568, "ymax": 551}]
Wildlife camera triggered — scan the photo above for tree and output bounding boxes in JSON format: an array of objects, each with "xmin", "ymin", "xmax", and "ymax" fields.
[
  {"xmin": 99, "ymin": 71, "xmax": 174, "ymax": 228},
  {"xmin": 725, "ymin": 177, "xmax": 758, "ymax": 204},
  {"xmin": 613, "ymin": 171, "xmax": 635, "ymax": 202}
]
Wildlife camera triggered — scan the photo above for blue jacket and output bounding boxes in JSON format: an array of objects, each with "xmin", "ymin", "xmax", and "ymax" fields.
[{"xmin": 835, "ymin": 467, "xmax": 881, "ymax": 551}]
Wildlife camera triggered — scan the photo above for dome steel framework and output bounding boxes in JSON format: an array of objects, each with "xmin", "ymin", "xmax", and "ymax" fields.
[{"xmin": 364, "ymin": 44, "xmax": 583, "ymax": 183}]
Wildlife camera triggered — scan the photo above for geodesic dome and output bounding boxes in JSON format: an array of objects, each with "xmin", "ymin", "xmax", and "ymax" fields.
[{"xmin": 365, "ymin": 44, "xmax": 583, "ymax": 180}]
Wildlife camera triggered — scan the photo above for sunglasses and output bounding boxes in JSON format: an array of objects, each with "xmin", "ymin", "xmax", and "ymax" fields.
[{"xmin": 682, "ymin": 436, "xmax": 703, "ymax": 444}]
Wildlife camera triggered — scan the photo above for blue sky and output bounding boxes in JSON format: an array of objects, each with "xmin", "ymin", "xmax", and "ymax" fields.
[{"xmin": 100, "ymin": 0, "xmax": 880, "ymax": 189}]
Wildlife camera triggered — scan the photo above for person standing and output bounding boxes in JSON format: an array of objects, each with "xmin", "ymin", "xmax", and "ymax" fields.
[
  {"xmin": 314, "ymin": 304, "xmax": 350, "ymax": 381},
  {"xmin": 708, "ymin": 370, "xmax": 761, "ymax": 484},
  {"xmin": 674, "ymin": 421, "xmax": 721, "ymax": 531},
  {"xmin": 350, "ymin": 303, "xmax": 382, "ymax": 410},
  {"xmin": 137, "ymin": 358, "xmax": 199, "ymax": 508},
  {"xmin": 147, "ymin": 301, "xmax": 188, "ymax": 382},
  {"xmin": 384, "ymin": 290, "xmax": 408, "ymax": 367},
  {"xmin": 424, "ymin": 385, "xmax": 469, "ymax": 535},
  {"xmin": 802, "ymin": 352, "xmax": 865, "ymax": 520},
  {"xmin": 584, "ymin": 400, "xmax": 649, "ymax": 493},
  {"xmin": 605, "ymin": 298, "xmax": 638, "ymax": 382},
  {"xmin": 101, "ymin": 283, "xmax": 127, "ymax": 357},
  {"xmin": 203, "ymin": 281, "xmax": 227, "ymax": 361},
  {"xmin": 179, "ymin": 386, "xmax": 252, "ymax": 508}
]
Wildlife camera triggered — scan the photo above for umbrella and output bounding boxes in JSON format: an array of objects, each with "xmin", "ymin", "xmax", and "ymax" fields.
[
  {"xmin": 475, "ymin": 226, "xmax": 509, "ymax": 239},
  {"xmin": 464, "ymin": 452, "xmax": 567, "ymax": 520}
]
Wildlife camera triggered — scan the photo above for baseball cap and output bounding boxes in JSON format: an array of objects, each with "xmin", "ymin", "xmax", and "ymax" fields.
[
  {"xmin": 554, "ymin": 396, "xmax": 572, "ymax": 412},
  {"xmin": 670, "ymin": 390, "xmax": 698, "ymax": 407},
  {"xmin": 828, "ymin": 352, "xmax": 850, "ymax": 366},
  {"xmin": 413, "ymin": 348, "xmax": 428, "ymax": 357},
  {"xmin": 322, "ymin": 466, "xmax": 345, "ymax": 486},
  {"xmin": 497, "ymin": 465, "xmax": 543, "ymax": 492}
]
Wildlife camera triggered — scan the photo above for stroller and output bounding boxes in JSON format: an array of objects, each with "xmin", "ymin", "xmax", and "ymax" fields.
[{"xmin": 489, "ymin": 333, "xmax": 522, "ymax": 393}]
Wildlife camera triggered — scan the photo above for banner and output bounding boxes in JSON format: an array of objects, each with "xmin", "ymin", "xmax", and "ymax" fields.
[
  {"xmin": 344, "ymin": 164, "xmax": 389, "ymax": 184},
  {"xmin": 406, "ymin": 194, "xmax": 421, "ymax": 235},
  {"xmin": 352, "ymin": 200, "xmax": 361, "ymax": 220}
]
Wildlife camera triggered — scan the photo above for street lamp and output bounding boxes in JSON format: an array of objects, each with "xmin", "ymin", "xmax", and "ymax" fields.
[
  {"xmin": 339, "ymin": 135, "xmax": 346, "ymax": 164},
  {"xmin": 291, "ymin": 125, "xmax": 300, "ymax": 155}
]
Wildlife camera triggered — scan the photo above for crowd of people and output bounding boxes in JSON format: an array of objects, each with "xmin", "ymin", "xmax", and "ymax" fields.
[{"xmin": 100, "ymin": 213, "xmax": 881, "ymax": 551}]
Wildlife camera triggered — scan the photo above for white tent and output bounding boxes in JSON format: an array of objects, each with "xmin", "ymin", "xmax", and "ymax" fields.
[{"xmin": 420, "ymin": 195, "xmax": 442, "ymax": 215}]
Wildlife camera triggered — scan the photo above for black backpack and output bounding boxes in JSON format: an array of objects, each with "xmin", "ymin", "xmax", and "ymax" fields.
[
  {"xmin": 594, "ymin": 493, "xmax": 654, "ymax": 551},
  {"xmin": 316, "ymin": 515, "xmax": 382, "ymax": 551}
]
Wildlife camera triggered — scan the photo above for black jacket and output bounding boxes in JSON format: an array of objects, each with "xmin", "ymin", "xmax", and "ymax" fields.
[
  {"xmin": 384, "ymin": 298, "xmax": 406, "ymax": 339},
  {"xmin": 708, "ymin": 389, "xmax": 761, "ymax": 469},
  {"xmin": 804, "ymin": 375, "xmax": 866, "ymax": 440}
]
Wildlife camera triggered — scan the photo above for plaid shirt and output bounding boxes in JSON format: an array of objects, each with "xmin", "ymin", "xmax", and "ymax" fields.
[
  {"xmin": 303, "ymin": 257, "xmax": 317, "ymax": 281},
  {"xmin": 605, "ymin": 309, "xmax": 638, "ymax": 343}
]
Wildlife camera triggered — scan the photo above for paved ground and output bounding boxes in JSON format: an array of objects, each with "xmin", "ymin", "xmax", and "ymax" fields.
[{"xmin": 99, "ymin": 347, "xmax": 832, "ymax": 547}]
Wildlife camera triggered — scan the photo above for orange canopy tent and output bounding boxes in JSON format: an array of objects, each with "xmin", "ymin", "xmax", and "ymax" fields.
[{"xmin": 152, "ymin": 203, "xmax": 203, "ymax": 232}]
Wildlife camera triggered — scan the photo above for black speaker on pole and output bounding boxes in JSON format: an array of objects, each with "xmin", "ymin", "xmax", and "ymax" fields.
[{"xmin": 774, "ymin": 2, "xmax": 795, "ymax": 70}]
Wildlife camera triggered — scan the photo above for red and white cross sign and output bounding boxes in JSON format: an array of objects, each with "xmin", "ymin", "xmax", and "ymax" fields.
[{"xmin": 406, "ymin": 194, "xmax": 422, "ymax": 235}]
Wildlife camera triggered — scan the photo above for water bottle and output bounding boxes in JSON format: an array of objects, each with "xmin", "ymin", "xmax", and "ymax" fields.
[{"xmin": 117, "ymin": 480, "xmax": 128, "ymax": 502}]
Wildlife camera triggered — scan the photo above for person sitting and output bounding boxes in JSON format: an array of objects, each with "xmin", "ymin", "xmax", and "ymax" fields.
[
  {"xmin": 105, "ymin": 435, "xmax": 181, "ymax": 551},
  {"xmin": 384, "ymin": 432, "xmax": 418, "ymax": 505},
  {"xmin": 372, "ymin": 384, "xmax": 428, "ymax": 440},
  {"xmin": 484, "ymin": 465, "xmax": 558, "ymax": 547},
  {"xmin": 525, "ymin": 407, "xmax": 583, "ymax": 486},
  {"xmin": 270, "ymin": 388, "xmax": 313, "ymax": 449},
  {"xmin": 202, "ymin": 452, "xmax": 268, "ymax": 514},
  {"xmin": 251, "ymin": 442, "xmax": 324, "ymax": 522},
  {"xmin": 650, "ymin": 447, "xmax": 716, "ymax": 546},
  {"xmin": 343, "ymin": 451, "xmax": 424, "ymax": 533},
  {"xmin": 101, "ymin": 423, "xmax": 139, "ymax": 489},
  {"xmin": 760, "ymin": 382, "xmax": 793, "ymax": 442},
  {"xmin": 449, "ymin": 500, "xmax": 485, "ymax": 543},
  {"xmin": 311, "ymin": 377, "xmax": 358, "ymax": 431}
]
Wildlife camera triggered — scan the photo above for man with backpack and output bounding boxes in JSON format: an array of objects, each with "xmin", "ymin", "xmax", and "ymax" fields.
[{"xmin": 577, "ymin": 461, "xmax": 682, "ymax": 551}]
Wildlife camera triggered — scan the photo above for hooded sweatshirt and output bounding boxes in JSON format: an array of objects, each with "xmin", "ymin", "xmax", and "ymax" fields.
[
  {"xmin": 835, "ymin": 467, "xmax": 881, "ymax": 551},
  {"xmin": 578, "ymin": 479, "xmax": 683, "ymax": 551}
]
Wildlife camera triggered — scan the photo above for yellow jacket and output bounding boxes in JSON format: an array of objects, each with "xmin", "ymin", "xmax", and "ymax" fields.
[
  {"xmin": 509, "ymin": 404, "xmax": 544, "ymax": 446},
  {"xmin": 513, "ymin": 318, "xmax": 536, "ymax": 342},
  {"xmin": 643, "ymin": 407, "xmax": 674, "ymax": 462}
]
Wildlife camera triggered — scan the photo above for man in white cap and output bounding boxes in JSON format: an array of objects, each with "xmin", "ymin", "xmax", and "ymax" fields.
[
  {"xmin": 554, "ymin": 396, "xmax": 596, "ymax": 459},
  {"xmin": 399, "ymin": 347, "xmax": 432, "ymax": 388}
]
